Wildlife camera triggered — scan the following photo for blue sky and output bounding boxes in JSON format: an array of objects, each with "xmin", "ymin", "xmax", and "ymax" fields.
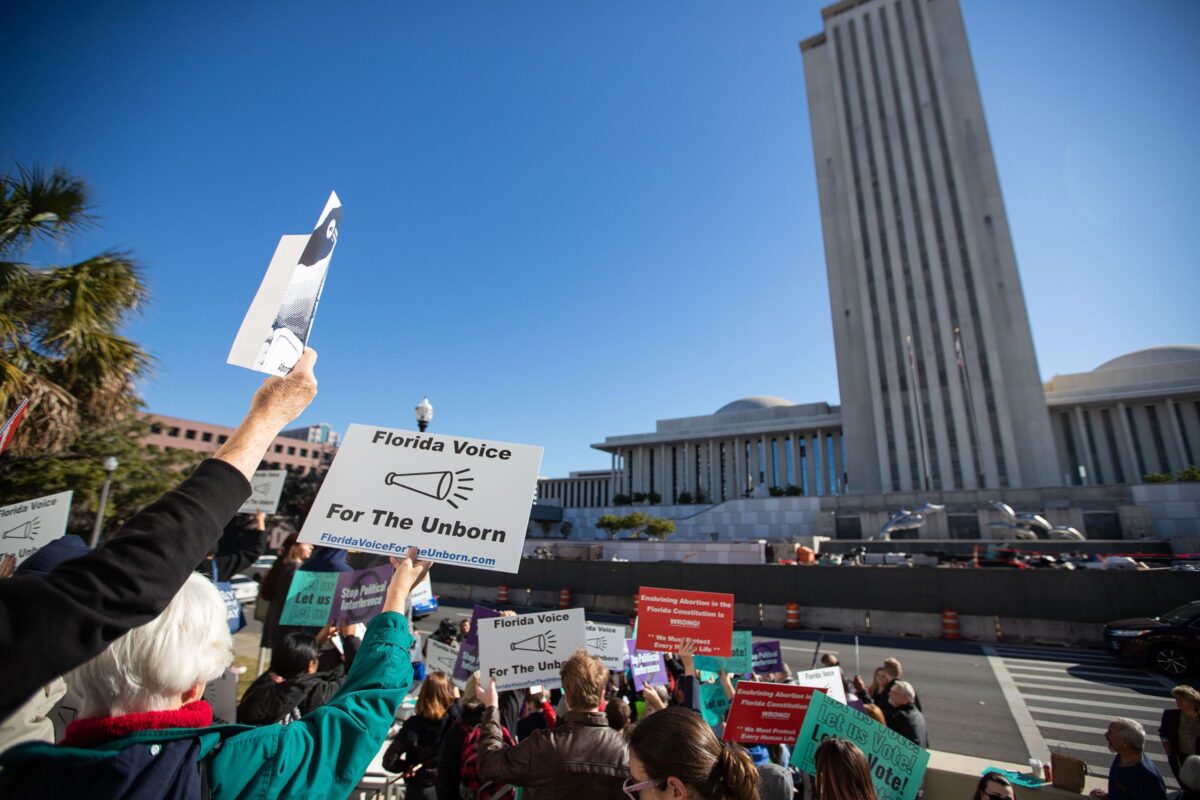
[{"xmin": 3, "ymin": 1, "xmax": 1197, "ymax": 478}]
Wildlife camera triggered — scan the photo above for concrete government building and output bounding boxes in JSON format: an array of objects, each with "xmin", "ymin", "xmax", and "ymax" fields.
[{"xmin": 537, "ymin": 0, "xmax": 1200, "ymax": 543}]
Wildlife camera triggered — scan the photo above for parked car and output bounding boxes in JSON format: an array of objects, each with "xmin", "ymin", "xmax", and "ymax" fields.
[
  {"xmin": 1104, "ymin": 600, "xmax": 1200, "ymax": 677},
  {"xmin": 410, "ymin": 575, "xmax": 438, "ymax": 619},
  {"xmin": 244, "ymin": 554, "xmax": 277, "ymax": 583},
  {"xmin": 229, "ymin": 574, "xmax": 260, "ymax": 604}
]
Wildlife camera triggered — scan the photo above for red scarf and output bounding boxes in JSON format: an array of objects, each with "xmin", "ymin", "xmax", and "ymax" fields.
[{"xmin": 61, "ymin": 700, "xmax": 213, "ymax": 748}]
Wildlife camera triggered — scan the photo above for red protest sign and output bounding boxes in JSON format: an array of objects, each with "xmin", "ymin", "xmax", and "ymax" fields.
[
  {"xmin": 0, "ymin": 398, "xmax": 29, "ymax": 455},
  {"xmin": 635, "ymin": 586, "xmax": 734, "ymax": 656},
  {"xmin": 722, "ymin": 682, "xmax": 817, "ymax": 745}
]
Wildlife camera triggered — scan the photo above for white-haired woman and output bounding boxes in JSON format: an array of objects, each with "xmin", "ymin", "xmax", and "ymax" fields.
[{"xmin": 0, "ymin": 547, "xmax": 430, "ymax": 800}]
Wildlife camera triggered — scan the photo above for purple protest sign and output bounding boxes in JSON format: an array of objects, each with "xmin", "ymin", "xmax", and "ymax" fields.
[
  {"xmin": 626, "ymin": 639, "xmax": 668, "ymax": 691},
  {"xmin": 454, "ymin": 605, "xmax": 502, "ymax": 682},
  {"xmin": 464, "ymin": 605, "xmax": 500, "ymax": 648},
  {"xmin": 751, "ymin": 640, "xmax": 783, "ymax": 674},
  {"xmin": 329, "ymin": 565, "xmax": 393, "ymax": 625}
]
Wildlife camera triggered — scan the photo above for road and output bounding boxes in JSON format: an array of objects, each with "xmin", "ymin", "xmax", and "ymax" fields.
[{"xmin": 405, "ymin": 601, "xmax": 1178, "ymax": 787}]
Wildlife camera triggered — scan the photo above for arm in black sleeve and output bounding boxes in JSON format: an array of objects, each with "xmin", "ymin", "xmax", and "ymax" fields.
[
  {"xmin": 201, "ymin": 521, "xmax": 267, "ymax": 580},
  {"xmin": 0, "ymin": 458, "xmax": 250, "ymax": 718}
]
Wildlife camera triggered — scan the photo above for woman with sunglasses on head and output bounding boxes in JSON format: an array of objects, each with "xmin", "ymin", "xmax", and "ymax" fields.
[
  {"xmin": 973, "ymin": 771, "xmax": 1015, "ymax": 800},
  {"xmin": 814, "ymin": 738, "xmax": 878, "ymax": 800},
  {"xmin": 625, "ymin": 706, "xmax": 758, "ymax": 800}
]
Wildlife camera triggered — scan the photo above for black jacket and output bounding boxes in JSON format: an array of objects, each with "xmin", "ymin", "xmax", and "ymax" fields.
[
  {"xmin": 384, "ymin": 712, "xmax": 445, "ymax": 786},
  {"xmin": 0, "ymin": 459, "xmax": 249, "ymax": 718},
  {"xmin": 236, "ymin": 637, "xmax": 360, "ymax": 725},
  {"xmin": 889, "ymin": 704, "xmax": 929, "ymax": 748},
  {"xmin": 478, "ymin": 708, "xmax": 629, "ymax": 800}
]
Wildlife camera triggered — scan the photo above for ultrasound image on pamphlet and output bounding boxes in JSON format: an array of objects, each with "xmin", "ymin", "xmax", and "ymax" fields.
[{"xmin": 227, "ymin": 191, "xmax": 343, "ymax": 376}]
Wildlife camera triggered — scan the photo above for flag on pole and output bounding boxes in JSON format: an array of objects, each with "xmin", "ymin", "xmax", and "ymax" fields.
[
  {"xmin": 0, "ymin": 398, "xmax": 30, "ymax": 455},
  {"xmin": 954, "ymin": 329, "xmax": 965, "ymax": 369},
  {"xmin": 906, "ymin": 335, "xmax": 915, "ymax": 368}
]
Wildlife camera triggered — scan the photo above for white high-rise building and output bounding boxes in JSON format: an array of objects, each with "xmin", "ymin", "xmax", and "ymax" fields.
[{"xmin": 800, "ymin": 0, "xmax": 1059, "ymax": 493}]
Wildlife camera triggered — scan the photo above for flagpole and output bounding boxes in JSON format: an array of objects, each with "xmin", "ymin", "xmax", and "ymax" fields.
[{"xmin": 955, "ymin": 327, "xmax": 985, "ymax": 489}]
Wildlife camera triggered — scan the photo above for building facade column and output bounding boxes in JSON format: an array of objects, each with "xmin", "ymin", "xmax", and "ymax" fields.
[
  {"xmin": 1164, "ymin": 398, "xmax": 1187, "ymax": 472},
  {"xmin": 1116, "ymin": 402, "xmax": 1141, "ymax": 482},
  {"xmin": 1072, "ymin": 406, "xmax": 1096, "ymax": 485}
]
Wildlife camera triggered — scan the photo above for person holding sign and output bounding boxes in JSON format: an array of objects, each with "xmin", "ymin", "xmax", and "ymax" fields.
[
  {"xmin": 814, "ymin": 738, "xmax": 878, "ymax": 800},
  {"xmin": 0, "ymin": 348, "xmax": 319, "ymax": 721},
  {"xmin": 626, "ymin": 706, "xmax": 759, "ymax": 800},
  {"xmin": 475, "ymin": 650, "xmax": 628, "ymax": 799},
  {"xmin": 0, "ymin": 547, "xmax": 431, "ymax": 799}
]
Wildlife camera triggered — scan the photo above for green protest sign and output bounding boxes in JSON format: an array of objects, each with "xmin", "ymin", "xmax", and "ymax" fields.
[
  {"xmin": 699, "ymin": 682, "xmax": 732, "ymax": 728},
  {"xmin": 695, "ymin": 631, "xmax": 752, "ymax": 674},
  {"xmin": 279, "ymin": 571, "xmax": 339, "ymax": 626},
  {"xmin": 791, "ymin": 690, "xmax": 929, "ymax": 800}
]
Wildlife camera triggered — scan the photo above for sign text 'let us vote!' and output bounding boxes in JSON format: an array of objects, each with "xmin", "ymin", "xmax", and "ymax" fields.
[{"xmin": 298, "ymin": 424, "xmax": 543, "ymax": 574}]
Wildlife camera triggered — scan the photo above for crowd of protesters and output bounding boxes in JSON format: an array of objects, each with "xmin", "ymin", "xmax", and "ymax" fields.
[{"xmin": 0, "ymin": 346, "xmax": 1195, "ymax": 799}]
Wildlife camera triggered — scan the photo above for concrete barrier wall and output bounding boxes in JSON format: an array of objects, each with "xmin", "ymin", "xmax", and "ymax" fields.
[{"xmin": 436, "ymin": 562, "xmax": 1197, "ymax": 624}]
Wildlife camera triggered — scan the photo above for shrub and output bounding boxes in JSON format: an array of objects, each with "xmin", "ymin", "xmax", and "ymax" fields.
[
  {"xmin": 612, "ymin": 494, "xmax": 632, "ymax": 506},
  {"xmin": 1143, "ymin": 472, "xmax": 1173, "ymax": 483},
  {"xmin": 1177, "ymin": 466, "xmax": 1200, "ymax": 483}
]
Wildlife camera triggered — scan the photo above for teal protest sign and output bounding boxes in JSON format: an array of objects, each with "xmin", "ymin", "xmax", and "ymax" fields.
[
  {"xmin": 279, "ymin": 571, "xmax": 340, "ymax": 626},
  {"xmin": 699, "ymin": 682, "xmax": 732, "ymax": 728},
  {"xmin": 695, "ymin": 631, "xmax": 752, "ymax": 675},
  {"xmin": 791, "ymin": 690, "xmax": 929, "ymax": 800}
]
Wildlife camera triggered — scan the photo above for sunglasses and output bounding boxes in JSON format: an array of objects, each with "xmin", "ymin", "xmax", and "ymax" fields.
[{"xmin": 623, "ymin": 777, "xmax": 661, "ymax": 798}]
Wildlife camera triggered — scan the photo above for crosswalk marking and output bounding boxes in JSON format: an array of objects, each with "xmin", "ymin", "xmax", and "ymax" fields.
[
  {"xmin": 1007, "ymin": 671, "xmax": 1163, "ymax": 689},
  {"xmin": 985, "ymin": 644, "xmax": 1175, "ymax": 790},
  {"xmin": 1028, "ymin": 706, "xmax": 1161, "ymax": 725},
  {"xmin": 1012, "ymin": 679, "xmax": 1167, "ymax": 697},
  {"xmin": 1018, "ymin": 692, "xmax": 1168, "ymax": 712}
]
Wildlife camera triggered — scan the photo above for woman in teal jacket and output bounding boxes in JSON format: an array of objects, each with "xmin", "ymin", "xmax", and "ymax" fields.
[{"xmin": 0, "ymin": 548, "xmax": 431, "ymax": 800}]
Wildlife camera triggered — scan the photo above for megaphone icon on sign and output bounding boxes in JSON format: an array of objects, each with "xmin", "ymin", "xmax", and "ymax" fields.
[
  {"xmin": 586, "ymin": 637, "xmax": 605, "ymax": 649},
  {"xmin": 384, "ymin": 469, "xmax": 474, "ymax": 509},
  {"xmin": 2, "ymin": 519, "xmax": 37, "ymax": 540},
  {"xmin": 511, "ymin": 631, "xmax": 557, "ymax": 654}
]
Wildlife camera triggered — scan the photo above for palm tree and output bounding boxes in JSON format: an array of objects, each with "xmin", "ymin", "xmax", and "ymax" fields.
[{"xmin": 1, "ymin": 165, "xmax": 150, "ymax": 454}]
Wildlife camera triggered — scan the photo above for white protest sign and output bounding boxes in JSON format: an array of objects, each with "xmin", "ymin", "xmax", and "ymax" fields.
[
  {"xmin": 478, "ymin": 608, "xmax": 587, "ymax": 692},
  {"xmin": 298, "ymin": 424, "xmax": 543, "ymax": 573},
  {"xmin": 426, "ymin": 638, "xmax": 463, "ymax": 683},
  {"xmin": 228, "ymin": 192, "xmax": 343, "ymax": 376},
  {"xmin": 794, "ymin": 666, "xmax": 847, "ymax": 704},
  {"xmin": 410, "ymin": 631, "xmax": 424, "ymax": 664},
  {"xmin": 585, "ymin": 621, "xmax": 627, "ymax": 671},
  {"xmin": 0, "ymin": 491, "xmax": 73, "ymax": 567},
  {"xmin": 239, "ymin": 469, "xmax": 287, "ymax": 514}
]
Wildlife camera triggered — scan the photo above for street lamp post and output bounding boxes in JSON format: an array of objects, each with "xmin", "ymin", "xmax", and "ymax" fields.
[
  {"xmin": 415, "ymin": 397, "xmax": 434, "ymax": 433},
  {"xmin": 89, "ymin": 456, "xmax": 119, "ymax": 547}
]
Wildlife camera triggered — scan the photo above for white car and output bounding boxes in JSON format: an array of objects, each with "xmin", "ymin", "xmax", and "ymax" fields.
[
  {"xmin": 229, "ymin": 574, "xmax": 260, "ymax": 604},
  {"xmin": 245, "ymin": 555, "xmax": 277, "ymax": 583}
]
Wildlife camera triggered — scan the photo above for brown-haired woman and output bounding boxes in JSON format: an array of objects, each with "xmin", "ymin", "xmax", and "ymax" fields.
[
  {"xmin": 383, "ymin": 671, "xmax": 457, "ymax": 799},
  {"xmin": 626, "ymin": 706, "xmax": 758, "ymax": 800},
  {"xmin": 814, "ymin": 738, "xmax": 878, "ymax": 800}
]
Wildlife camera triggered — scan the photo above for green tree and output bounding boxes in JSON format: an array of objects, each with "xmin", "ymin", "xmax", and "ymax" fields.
[
  {"xmin": 621, "ymin": 511, "xmax": 650, "ymax": 539},
  {"xmin": 0, "ymin": 416, "xmax": 201, "ymax": 540},
  {"xmin": 644, "ymin": 517, "xmax": 676, "ymax": 541},
  {"xmin": 596, "ymin": 513, "xmax": 624, "ymax": 540},
  {"xmin": 276, "ymin": 469, "xmax": 325, "ymax": 526},
  {"xmin": 1, "ymin": 165, "xmax": 150, "ymax": 455}
]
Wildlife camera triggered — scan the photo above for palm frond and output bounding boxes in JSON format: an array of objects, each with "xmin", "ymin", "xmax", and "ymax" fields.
[{"xmin": 0, "ymin": 165, "xmax": 95, "ymax": 256}]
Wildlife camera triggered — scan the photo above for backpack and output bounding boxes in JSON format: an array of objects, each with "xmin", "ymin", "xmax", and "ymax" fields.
[{"xmin": 459, "ymin": 721, "xmax": 518, "ymax": 800}]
